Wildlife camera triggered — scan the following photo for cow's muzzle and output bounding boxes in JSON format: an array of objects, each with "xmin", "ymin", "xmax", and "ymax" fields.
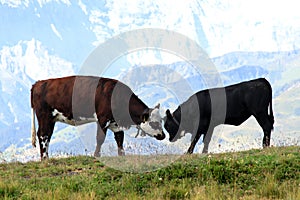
[
  {"xmin": 154, "ymin": 131, "xmax": 166, "ymax": 140},
  {"xmin": 168, "ymin": 131, "xmax": 180, "ymax": 142}
]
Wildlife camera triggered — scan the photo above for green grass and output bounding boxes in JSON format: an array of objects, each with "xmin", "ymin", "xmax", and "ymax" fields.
[{"xmin": 0, "ymin": 146, "xmax": 299, "ymax": 199}]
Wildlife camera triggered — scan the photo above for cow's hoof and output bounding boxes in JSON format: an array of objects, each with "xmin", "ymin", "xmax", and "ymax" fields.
[
  {"xmin": 94, "ymin": 152, "xmax": 101, "ymax": 157},
  {"xmin": 202, "ymin": 149, "xmax": 208, "ymax": 154},
  {"xmin": 118, "ymin": 149, "xmax": 125, "ymax": 156},
  {"xmin": 185, "ymin": 151, "xmax": 193, "ymax": 155}
]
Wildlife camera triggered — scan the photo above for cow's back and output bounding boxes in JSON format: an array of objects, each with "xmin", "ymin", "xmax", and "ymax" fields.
[
  {"xmin": 31, "ymin": 76, "xmax": 76, "ymax": 119},
  {"xmin": 31, "ymin": 76, "xmax": 120, "ymax": 120},
  {"xmin": 177, "ymin": 78, "xmax": 272, "ymax": 129},
  {"xmin": 224, "ymin": 78, "xmax": 272, "ymax": 125},
  {"xmin": 225, "ymin": 78, "xmax": 272, "ymax": 109}
]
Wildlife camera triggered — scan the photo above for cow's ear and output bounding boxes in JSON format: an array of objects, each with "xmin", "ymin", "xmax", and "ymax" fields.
[
  {"xmin": 154, "ymin": 103, "xmax": 160, "ymax": 109},
  {"xmin": 166, "ymin": 109, "xmax": 172, "ymax": 119}
]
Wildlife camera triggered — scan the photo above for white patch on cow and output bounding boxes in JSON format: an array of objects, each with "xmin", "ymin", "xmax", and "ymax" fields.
[
  {"xmin": 41, "ymin": 140, "xmax": 47, "ymax": 149},
  {"xmin": 107, "ymin": 121, "xmax": 128, "ymax": 132},
  {"xmin": 140, "ymin": 107, "xmax": 163, "ymax": 137},
  {"xmin": 104, "ymin": 121, "xmax": 110, "ymax": 128},
  {"xmin": 40, "ymin": 136, "xmax": 49, "ymax": 159},
  {"xmin": 52, "ymin": 109, "xmax": 97, "ymax": 126},
  {"xmin": 180, "ymin": 130, "xmax": 186, "ymax": 137},
  {"xmin": 42, "ymin": 151, "xmax": 48, "ymax": 159},
  {"xmin": 93, "ymin": 113, "xmax": 98, "ymax": 121}
]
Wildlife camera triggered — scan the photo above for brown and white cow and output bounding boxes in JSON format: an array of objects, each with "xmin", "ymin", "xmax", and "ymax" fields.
[{"xmin": 31, "ymin": 76, "xmax": 165, "ymax": 160}]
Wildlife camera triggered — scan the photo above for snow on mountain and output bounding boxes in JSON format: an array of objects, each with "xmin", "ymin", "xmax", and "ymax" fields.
[
  {"xmin": 0, "ymin": 38, "xmax": 75, "ymax": 160},
  {"xmin": 0, "ymin": 1, "xmax": 300, "ymax": 162},
  {"xmin": 0, "ymin": 38, "xmax": 74, "ymax": 125},
  {"xmin": 198, "ymin": 0, "xmax": 300, "ymax": 56},
  {"xmin": 0, "ymin": 39, "xmax": 74, "ymax": 82},
  {"xmin": 1, "ymin": 1, "xmax": 298, "ymax": 61}
]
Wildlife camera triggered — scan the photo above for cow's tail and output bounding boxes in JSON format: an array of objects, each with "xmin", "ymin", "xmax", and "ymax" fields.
[
  {"xmin": 268, "ymin": 82, "xmax": 274, "ymax": 130},
  {"xmin": 31, "ymin": 108, "xmax": 37, "ymax": 148},
  {"xmin": 269, "ymin": 101, "xmax": 274, "ymax": 130},
  {"xmin": 31, "ymin": 84, "xmax": 37, "ymax": 148}
]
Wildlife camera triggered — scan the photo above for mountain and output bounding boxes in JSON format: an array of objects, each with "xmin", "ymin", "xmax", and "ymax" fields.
[
  {"xmin": 1, "ymin": 50, "xmax": 300, "ymax": 162},
  {"xmin": 0, "ymin": 0, "xmax": 300, "ymax": 162}
]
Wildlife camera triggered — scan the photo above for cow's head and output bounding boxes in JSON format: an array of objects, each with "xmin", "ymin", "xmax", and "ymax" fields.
[
  {"xmin": 163, "ymin": 109, "xmax": 182, "ymax": 142},
  {"xmin": 140, "ymin": 104, "xmax": 165, "ymax": 140}
]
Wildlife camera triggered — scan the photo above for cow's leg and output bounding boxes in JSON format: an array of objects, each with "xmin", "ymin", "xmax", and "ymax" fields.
[
  {"xmin": 94, "ymin": 123, "xmax": 107, "ymax": 157},
  {"xmin": 202, "ymin": 129, "xmax": 214, "ymax": 154},
  {"xmin": 186, "ymin": 132, "xmax": 202, "ymax": 154},
  {"xmin": 254, "ymin": 112, "xmax": 273, "ymax": 148},
  {"xmin": 114, "ymin": 131, "xmax": 125, "ymax": 156},
  {"xmin": 37, "ymin": 115, "xmax": 55, "ymax": 160},
  {"xmin": 262, "ymin": 130, "xmax": 271, "ymax": 148}
]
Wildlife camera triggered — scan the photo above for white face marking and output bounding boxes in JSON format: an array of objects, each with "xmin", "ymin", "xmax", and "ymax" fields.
[
  {"xmin": 149, "ymin": 107, "xmax": 161, "ymax": 122},
  {"xmin": 140, "ymin": 107, "xmax": 163, "ymax": 137},
  {"xmin": 52, "ymin": 109, "xmax": 97, "ymax": 126}
]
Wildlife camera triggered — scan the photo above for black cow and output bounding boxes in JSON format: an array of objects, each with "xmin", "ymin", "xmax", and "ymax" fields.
[
  {"xmin": 164, "ymin": 78, "xmax": 274, "ymax": 154},
  {"xmin": 31, "ymin": 76, "xmax": 165, "ymax": 160}
]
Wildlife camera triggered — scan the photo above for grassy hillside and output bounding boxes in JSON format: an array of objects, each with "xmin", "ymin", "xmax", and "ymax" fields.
[{"xmin": 0, "ymin": 146, "xmax": 299, "ymax": 199}]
